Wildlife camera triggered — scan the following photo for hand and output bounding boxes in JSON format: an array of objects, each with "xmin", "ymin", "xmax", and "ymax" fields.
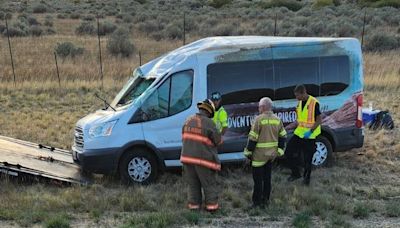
[{"xmin": 303, "ymin": 130, "xmax": 312, "ymax": 139}]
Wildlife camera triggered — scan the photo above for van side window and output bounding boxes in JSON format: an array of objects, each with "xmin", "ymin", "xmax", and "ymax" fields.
[
  {"xmin": 320, "ymin": 56, "xmax": 350, "ymax": 96},
  {"xmin": 133, "ymin": 70, "xmax": 193, "ymax": 122},
  {"xmin": 207, "ymin": 60, "xmax": 274, "ymax": 105},
  {"xmin": 274, "ymin": 57, "xmax": 319, "ymax": 100}
]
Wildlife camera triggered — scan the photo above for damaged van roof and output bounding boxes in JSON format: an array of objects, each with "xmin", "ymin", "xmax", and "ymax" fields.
[{"xmin": 146, "ymin": 36, "xmax": 356, "ymax": 77}]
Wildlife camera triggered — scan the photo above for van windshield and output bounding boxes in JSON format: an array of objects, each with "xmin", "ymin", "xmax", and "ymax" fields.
[{"xmin": 111, "ymin": 68, "xmax": 155, "ymax": 108}]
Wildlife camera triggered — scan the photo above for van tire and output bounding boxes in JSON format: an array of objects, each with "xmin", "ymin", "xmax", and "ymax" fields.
[
  {"xmin": 312, "ymin": 136, "xmax": 333, "ymax": 168},
  {"xmin": 119, "ymin": 148, "xmax": 158, "ymax": 185}
]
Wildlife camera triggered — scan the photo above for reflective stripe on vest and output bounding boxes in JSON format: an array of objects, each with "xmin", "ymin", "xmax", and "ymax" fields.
[
  {"xmin": 294, "ymin": 96, "xmax": 321, "ymax": 139},
  {"xmin": 180, "ymin": 155, "xmax": 221, "ymax": 171}
]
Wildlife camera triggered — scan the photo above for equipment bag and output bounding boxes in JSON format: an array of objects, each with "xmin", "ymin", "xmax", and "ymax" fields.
[{"xmin": 369, "ymin": 110, "xmax": 395, "ymax": 130}]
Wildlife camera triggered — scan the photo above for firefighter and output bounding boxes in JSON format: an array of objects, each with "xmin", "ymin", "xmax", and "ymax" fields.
[
  {"xmin": 180, "ymin": 99, "xmax": 222, "ymax": 212},
  {"xmin": 210, "ymin": 92, "xmax": 228, "ymax": 135},
  {"xmin": 287, "ymin": 84, "xmax": 322, "ymax": 185},
  {"xmin": 244, "ymin": 97, "xmax": 287, "ymax": 208}
]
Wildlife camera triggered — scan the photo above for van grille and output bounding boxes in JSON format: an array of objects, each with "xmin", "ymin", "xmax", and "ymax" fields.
[{"xmin": 74, "ymin": 126, "xmax": 84, "ymax": 150}]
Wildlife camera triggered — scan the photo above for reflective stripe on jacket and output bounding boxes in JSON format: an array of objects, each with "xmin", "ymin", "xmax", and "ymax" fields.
[
  {"xmin": 245, "ymin": 111, "xmax": 287, "ymax": 167},
  {"xmin": 294, "ymin": 95, "xmax": 321, "ymax": 139},
  {"xmin": 180, "ymin": 113, "xmax": 222, "ymax": 171}
]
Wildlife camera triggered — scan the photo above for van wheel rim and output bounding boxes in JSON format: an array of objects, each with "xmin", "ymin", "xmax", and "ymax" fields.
[
  {"xmin": 312, "ymin": 142, "xmax": 328, "ymax": 166},
  {"xmin": 128, "ymin": 157, "xmax": 151, "ymax": 182}
]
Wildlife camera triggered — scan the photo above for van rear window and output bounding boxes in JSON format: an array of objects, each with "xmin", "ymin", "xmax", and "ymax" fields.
[{"xmin": 207, "ymin": 55, "xmax": 350, "ymax": 104}]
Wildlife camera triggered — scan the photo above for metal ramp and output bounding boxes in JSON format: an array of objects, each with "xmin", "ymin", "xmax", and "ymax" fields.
[{"xmin": 0, "ymin": 135, "xmax": 90, "ymax": 185}]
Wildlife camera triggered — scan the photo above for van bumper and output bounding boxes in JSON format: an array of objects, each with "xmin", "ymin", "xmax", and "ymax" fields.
[
  {"xmin": 72, "ymin": 146, "xmax": 119, "ymax": 174},
  {"xmin": 332, "ymin": 127, "xmax": 364, "ymax": 151}
]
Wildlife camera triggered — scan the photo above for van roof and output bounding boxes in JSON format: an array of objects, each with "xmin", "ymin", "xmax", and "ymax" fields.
[{"xmin": 146, "ymin": 36, "xmax": 356, "ymax": 77}]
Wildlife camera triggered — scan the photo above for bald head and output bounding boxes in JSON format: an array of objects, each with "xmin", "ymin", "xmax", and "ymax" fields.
[{"xmin": 259, "ymin": 97, "xmax": 273, "ymax": 113}]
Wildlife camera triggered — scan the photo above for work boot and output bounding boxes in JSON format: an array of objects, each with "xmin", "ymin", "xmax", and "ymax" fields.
[{"xmin": 287, "ymin": 174, "xmax": 302, "ymax": 182}]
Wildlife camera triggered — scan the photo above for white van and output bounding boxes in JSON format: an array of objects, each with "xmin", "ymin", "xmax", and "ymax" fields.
[{"xmin": 72, "ymin": 36, "xmax": 364, "ymax": 184}]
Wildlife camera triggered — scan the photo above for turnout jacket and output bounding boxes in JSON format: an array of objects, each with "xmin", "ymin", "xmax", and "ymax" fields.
[
  {"xmin": 180, "ymin": 113, "xmax": 222, "ymax": 171},
  {"xmin": 244, "ymin": 111, "xmax": 287, "ymax": 167}
]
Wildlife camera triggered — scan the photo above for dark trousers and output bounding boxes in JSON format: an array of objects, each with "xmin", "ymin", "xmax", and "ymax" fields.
[
  {"xmin": 287, "ymin": 135, "xmax": 316, "ymax": 180},
  {"xmin": 252, "ymin": 161, "xmax": 272, "ymax": 205}
]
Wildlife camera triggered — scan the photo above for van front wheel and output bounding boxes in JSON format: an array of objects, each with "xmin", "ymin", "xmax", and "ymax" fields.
[
  {"xmin": 119, "ymin": 149, "xmax": 158, "ymax": 184},
  {"xmin": 312, "ymin": 136, "xmax": 333, "ymax": 167}
]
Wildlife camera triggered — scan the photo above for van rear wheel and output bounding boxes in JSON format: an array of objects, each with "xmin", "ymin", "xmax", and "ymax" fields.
[
  {"xmin": 312, "ymin": 136, "xmax": 333, "ymax": 167},
  {"xmin": 119, "ymin": 148, "xmax": 158, "ymax": 184}
]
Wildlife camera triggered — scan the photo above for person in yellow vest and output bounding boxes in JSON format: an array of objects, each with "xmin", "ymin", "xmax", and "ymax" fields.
[
  {"xmin": 180, "ymin": 99, "xmax": 222, "ymax": 212},
  {"xmin": 244, "ymin": 97, "xmax": 287, "ymax": 208},
  {"xmin": 287, "ymin": 85, "xmax": 322, "ymax": 186},
  {"xmin": 210, "ymin": 92, "xmax": 228, "ymax": 135}
]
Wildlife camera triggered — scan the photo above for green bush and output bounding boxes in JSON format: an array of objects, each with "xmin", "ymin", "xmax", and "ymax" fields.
[
  {"xmin": 3, "ymin": 26, "xmax": 27, "ymax": 37},
  {"xmin": 70, "ymin": 12, "xmax": 81, "ymax": 19},
  {"xmin": 107, "ymin": 27, "xmax": 135, "ymax": 57},
  {"xmin": 365, "ymin": 34, "xmax": 399, "ymax": 52},
  {"xmin": 359, "ymin": 0, "xmax": 400, "ymax": 8},
  {"xmin": 260, "ymin": 0, "xmax": 303, "ymax": 11},
  {"xmin": 313, "ymin": 0, "xmax": 334, "ymax": 8},
  {"xmin": 44, "ymin": 214, "xmax": 70, "ymax": 228},
  {"xmin": 208, "ymin": 0, "xmax": 233, "ymax": 8},
  {"xmin": 32, "ymin": 4, "xmax": 48, "ymax": 13},
  {"xmin": 75, "ymin": 21, "xmax": 95, "ymax": 35},
  {"xmin": 82, "ymin": 15, "xmax": 95, "ymax": 21},
  {"xmin": 55, "ymin": 42, "xmax": 85, "ymax": 58},
  {"xmin": 28, "ymin": 16, "xmax": 40, "ymax": 26},
  {"xmin": 292, "ymin": 212, "xmax": 311, "ymax": 228}
]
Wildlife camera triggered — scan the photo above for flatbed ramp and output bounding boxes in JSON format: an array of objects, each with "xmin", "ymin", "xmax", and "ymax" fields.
[{"xmin": 0, "ymin": 136, "xmax": 90, "ymax": 185}]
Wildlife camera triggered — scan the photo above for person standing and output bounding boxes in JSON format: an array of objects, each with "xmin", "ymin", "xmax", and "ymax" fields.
[
  {"xmin": 210, "ymin": 92, "xmax": 228, "ymax": 135},
  {"xmin": 180, "ymin": 99, "xmax": 222, "ymax": 212},
  {"xmin": 287, "ymin": 84, "xmax": 322, "ymax": 185},
  {"xmin": 244, "ymin": 97, "xmax": 287, "ymax": 208}
]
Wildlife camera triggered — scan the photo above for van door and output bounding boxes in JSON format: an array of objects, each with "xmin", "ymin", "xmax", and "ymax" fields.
[{"xmin": 134, "ymin": 70, "xmax": 195, "ymax": 163}]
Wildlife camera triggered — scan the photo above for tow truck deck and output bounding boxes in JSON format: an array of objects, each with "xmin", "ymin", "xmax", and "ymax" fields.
[{"xmin": 0, "ymin": 135, "xmax": 90, "ymax": 185}]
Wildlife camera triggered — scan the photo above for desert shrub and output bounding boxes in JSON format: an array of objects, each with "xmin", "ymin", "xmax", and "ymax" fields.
[
  {"xmin": 0, "ymin": 24, "xmax": 5, "ymax": 33},
  {"xmin": 70, "ymin": 12, "xmax": 81, "ymax": 19},
  {"xmin": 255, "ymin": 21, "xmax": 274, "ymax": 36},
  {"xmin": 75, "ymin": 21, "xmax": 95, "ymax": 35},
  {"xmin": 260, "ymin": 0, "xmax": 303, "ymax": 12},
  {"xmin": 165, "ymin": 23, "xmax": 182, "ymax": 39},
  {"xmin": 336, "ymin": 22, "xmax": 357, "ymax": 37},
  {"xmin": 365, "ymin": 33, "xmax": 399, "ymax": 51},
  {"xmin": 57, "ymin": 14, "xmax": 67, "ymax": 19},
  {"xmin": 292, "ymin": 27, "xmax": 313, "ymax": 37},
  {"xmin": 135, "ymin": 0, "xmax": 147, "ymax": 4},
  {"xmin": 29, "ymin": 25, "xmax": 43, "ymax": 36},
  {"xmin": 209, "ymin": 0, "xmax": 233, "ymax": 8},
  {"xmin": 107, "ymin": 27, "xmax": 135, "ymax": 57},
  {"xmin": 138, "ymin": 20, "xmax": 159, "ymax": 35},
  {"xmin": 46, "ymin": 27, "xmax": 56, "ymax": 35},
  {"xmin": 44, "ymin": 15, "xmax": 53, "ymax": 27},
  {"xmin": 82, "ymin": 15, "xmax": 95, "ymax": 21},
  {"xmin": 122, "ymin": 14, "xmax": 134, "ymax": 23},
  {"xmin": 211, "ymin": 23, "xmax": 236, "ymax": 36},
  {"xmin": 28, "ymin": 16, "xmax": 40, "ymax": 26},
  {"xmin": 0, "ymin": 11, "xmax": 4, "ymax": 20},
  {"xmin": 55, "ymin": 42, "xmax": 85, "ymax": 58},
  {"xmin": 98, "ymin": 20, "xmax": 117, "ymax": 36},
  {"xmin": 3, "ymin": 26, "xmax": 27, "ymax": 37},
  {"xmin": 310, "ymin": 21, "xmax": 325, "ymax": 36},
  {"xmin": 32, "ymin": 3, "xmax": 48, "ymax": 13}
]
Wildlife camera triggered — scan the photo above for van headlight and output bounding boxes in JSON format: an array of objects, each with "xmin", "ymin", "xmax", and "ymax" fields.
[{"xmin": 89, "ymin": 120, "xmax": 118, "ymax": 138}]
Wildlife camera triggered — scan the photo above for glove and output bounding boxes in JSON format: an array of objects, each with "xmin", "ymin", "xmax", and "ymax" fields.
[{"xmin": 303, "ymin": 130, "xmax": 312, "ymax": 139}]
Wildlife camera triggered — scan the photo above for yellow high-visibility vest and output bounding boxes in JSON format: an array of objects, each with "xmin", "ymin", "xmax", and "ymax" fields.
[
  {"xmin": 294, "ymin": 95, "xmax": 321, "ymax": 139},
  {"xmin": 213, "ymin": 107, "xmax": 228, "ymax": 133}
]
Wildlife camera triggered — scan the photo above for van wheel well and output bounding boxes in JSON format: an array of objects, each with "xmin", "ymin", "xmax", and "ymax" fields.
[
  {"xmin": 118, "ymin": 145, "xmax": 163, "ymax": 173},
  {"xmin": 321, "ymin": 131, "xmax": 335, "ymax": 152}
]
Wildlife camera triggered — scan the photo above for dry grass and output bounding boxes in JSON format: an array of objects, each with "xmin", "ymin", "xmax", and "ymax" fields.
[{"xmin": 0, "ymin": 18, "xmax": 400, "ymax": 227}]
